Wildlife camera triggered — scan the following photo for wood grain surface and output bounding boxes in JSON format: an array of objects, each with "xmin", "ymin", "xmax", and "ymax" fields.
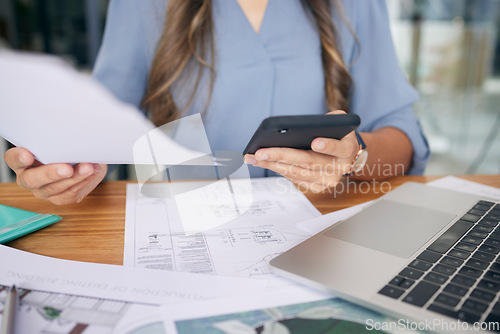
[{"xmin": 1, "ymin": 175, "xmax": 499, "ymax": 265}]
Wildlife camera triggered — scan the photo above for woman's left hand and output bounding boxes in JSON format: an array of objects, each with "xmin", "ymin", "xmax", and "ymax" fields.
[{"xmin": 243, "ymin": 111, "xmax": 359, "ymax": 193}]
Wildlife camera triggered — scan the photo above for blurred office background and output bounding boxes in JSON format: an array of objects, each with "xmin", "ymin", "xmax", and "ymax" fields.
[{"xmin": 0, "ymin": 0, "xmax": 499, "ymax": 182}]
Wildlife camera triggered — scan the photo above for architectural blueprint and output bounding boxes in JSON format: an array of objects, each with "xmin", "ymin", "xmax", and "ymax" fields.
[
  {"xmin": 124, "ymin": 177, "xmax": 321, "ymax": 279},
  {"xmin": 0, "ymin": 245, "xmax": 265, "ymax": 333},
  {"xmin": 0, "ymin": 284, "xmax": 166, "ymax": 334}
]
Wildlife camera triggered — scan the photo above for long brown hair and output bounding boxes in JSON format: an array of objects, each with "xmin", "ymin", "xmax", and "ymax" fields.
[{"xmin": 143, "ymin": 0, "xmax": 352, "ymax": 127}]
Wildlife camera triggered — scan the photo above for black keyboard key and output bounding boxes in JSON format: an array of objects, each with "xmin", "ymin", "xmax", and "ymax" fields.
[
  {"xmin": 452, "ymin": 275, "xmax": 476, "ymax": 288},
  {"xmin": 490, "ymin": 263, "xmax": 500, "ymax": 273},
  {"xmin": 489, "ymin": 231, "xmax": 500, "ymax": 240},
  {"xmin": 470, "ymin": 289, "xmax": 496, "ymax": 302},
  {"xmin": 472, "ymin": 204, "xmax": 491, "ymax": 211},
  {"xmin": 472, "ymin": 251, "xmax": 495, "ymax": 262},
  {"xmin": 477, "ymin": 279, "xmax": 500, "ymax": 292},
  {"xmin": 448, "ymin": 249, "xmax": 471, "ymax": 260},
  {"xmin": 400, "ymin": 279, "xmax": 415, "ymax": 289},
  {"xmin": 402, "ymin": 281, "xmax": 439, "ymax": 307},
  {"xmin": 466, "ymin": 258, "xmax": 489, "ymax": 270},
  {"xmin": 379, "ymin": 285, "xmax": 405, "ymax": 299},
  {"xmin": 462, "ymin": 299, "xmax": 488, "ymax": 314},
  {"xmin": 417, "ymin": 250, "xmax": 441, "ymax": 263},
  {"xmin": 468, "ymin": 230, "xmax": 488, "ymax": 239},
  {"xmin": 469, "ymin": 208, "xmax": 487, "ymax": 216},
  {"xmin": 455, "ymin": 242, "xmax": 477, "ymax": 253},
  {"xmin": 480, "ymin": 219, "xmax": 498, "ymax": 228},
  {"xmin": 461, "ymin": 236, "xmax": 482, "ymax": 245},
  {"xmin": 484, "ymin": 313, "xmax": 500, "ymax": 331},
  {"xmin": 427, "ymin": 220, "xmax": 473, "ymax": 254},
  {"xmin": 492, "ymin": 302, "xmax": 500, "ymax": 315},
  {"xmin": 399, "ymin": 267, "xmax": 424, "ymax": 280},
  {"xmin": 389, "ymin": 276, "xmax": 414, "ymax": 289},
  {"xmin": 389, "ymin": 276, "xmax": 404, "ymax": 286},
  {"xmin": 428, "ymin": 304, "xmax": 481, "ymax": 323},
  {"xmin": 479, "ymin": 200, "xmax": 495, "ymax": 208},
  {"xmin": 459, "ymin": 266, "xmax": 483, "ymax": 278},
  {"xmin": 434, "ymin": 293, "xmax": 460, "ymax": 307},
  {"xmin": 479, "ymin": 244, "xmax": 500, "ymax": 255},
  {"xmin": 424, "ymin": 272, "xmax": 448, "ymax": 285},
  {"xmin": 409, "ymin": 259, "xmax": 432, "ymax": 271},
  {"xmin": 484, "ymin": 270, "xmax": 500, "ymax": 283},
  {"xmin": 474, "ymin": 225, "xmax": 494, "ymax": 233},
  {"xmin": 440, "ymin": 256, "xmax": 463, "ymax": 268},
  {"xmin": 461, "ymin": 213, "xmax": 481, "ymax": 223},
  {"xmin": 474, "ymin": 204, "xmax": 491, "ymax": 211},
  {"xmin": 443, "ymin": 283, "xmax": 468, "ymax": 297},
  {"xmin": 486, "ymin": 213, "xmax": 500, "ymax": 222},
  {"xmin": 485, "ymin": 237, "xmax": 500, "ymax": 247},
  {"xmin": 433, "ymin": 264, "xmax": 456, "ymax": 276}
]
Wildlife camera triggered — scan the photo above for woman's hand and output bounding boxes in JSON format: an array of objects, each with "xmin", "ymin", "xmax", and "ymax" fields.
[
  {"xmin": 244, "ymin": 110, "xmax": 359, "ymax": 193},
  {"xmin": 4, "ymin": 147, "xmax": 107, "ymax": 205}
]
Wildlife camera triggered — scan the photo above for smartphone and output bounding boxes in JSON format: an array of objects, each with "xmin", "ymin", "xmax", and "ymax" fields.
[{"xmin": 243, "ymin": 114, "xmax": 360, "ymax": 155}]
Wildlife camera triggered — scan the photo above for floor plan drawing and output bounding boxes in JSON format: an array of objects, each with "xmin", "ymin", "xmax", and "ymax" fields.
[
  {"xmin": 0, "ymin": 284, "xmax": 165, "ymax": 334},
  {"xmin": 124, "ymin": 178, "xmax": 321, "ymax": 281}
]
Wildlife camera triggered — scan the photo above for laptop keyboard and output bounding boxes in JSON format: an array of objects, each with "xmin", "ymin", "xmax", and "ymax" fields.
[{"xmin": 378, "ymin": 200, "xmax": 500, "ymax": 326}]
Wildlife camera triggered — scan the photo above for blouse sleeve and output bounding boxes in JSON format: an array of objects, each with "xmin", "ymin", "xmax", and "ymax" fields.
[
  {"xmin": 92, "ymin": 0, "xmax": 151, "ymax": 109},
  {"xmin": 347, "ymin": 0, "xmax": 430, "ymax": 175}
]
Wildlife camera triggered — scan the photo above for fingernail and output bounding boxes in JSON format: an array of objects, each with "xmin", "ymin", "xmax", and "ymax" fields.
[
  {"xmin": 256, "ymin": 153, "xmax": 268, "ymax": 161},
  {"xmin": 244, "ymin": 156, "xmax": 256, "ymax": 165},
  {"xmin": 19, "ymin": 154, "xmax": 28, "ymax": 165},
  {"xmin": 314, "ymin": 140, "xmax": 325, "ymax": 151},
  {"xmin": 79, "ymin": 165, "xmax": 94, "ymax": 176},
  {"xmin": 57, "ymin": 167, "xmax": 72, "ymax": 178}
]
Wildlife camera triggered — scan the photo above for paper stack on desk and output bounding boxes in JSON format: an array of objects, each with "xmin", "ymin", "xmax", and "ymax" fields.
[{"xmin": 0, "ymin": 244, "xmax": 266, "ymax": 334}]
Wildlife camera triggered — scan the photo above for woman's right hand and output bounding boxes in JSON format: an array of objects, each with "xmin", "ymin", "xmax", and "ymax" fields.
[{"xmin": 4, "ymin": 147, "xmax": 107, "ymax": 205}]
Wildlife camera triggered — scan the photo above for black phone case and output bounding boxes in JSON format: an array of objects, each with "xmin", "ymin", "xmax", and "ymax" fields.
[{"xmin": 243, "ymin": 114, "xmax": 360, "ymax": 155}]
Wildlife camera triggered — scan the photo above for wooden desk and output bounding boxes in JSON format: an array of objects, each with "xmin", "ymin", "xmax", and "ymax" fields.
[{"xmin": 2, "ymin": 175, "xmax": 499, "ymax": 266}]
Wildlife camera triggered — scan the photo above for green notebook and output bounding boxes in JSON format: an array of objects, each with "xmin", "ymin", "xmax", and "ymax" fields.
[{"xmin": 0, "ymin": 204, "xmax": 62, "ymax": 244}]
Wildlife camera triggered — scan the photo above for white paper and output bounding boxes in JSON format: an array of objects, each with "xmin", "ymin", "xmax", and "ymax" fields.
[
  {"xmin": 0, "ymin": 244, "xmax": 265, "ymax": 307},
  {"xmin": 124, "ymin": 177, "xmax": 321, "ymax": 283},
  {"xmin": 0, "ymin": 51, "xmax": 216, "ymax": 165},
  {"xmin": 0, "ymin": 283, "xmax": 167, "ymax": 334},
  {"xmin": 428, "ymin": 175, "xmax": 500, "ymax": 201}
]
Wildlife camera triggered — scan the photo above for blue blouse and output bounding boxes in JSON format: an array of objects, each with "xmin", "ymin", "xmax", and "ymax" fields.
[{"xmin": 93, "ymin": 0, "xmax": 430, "ymax": 177}]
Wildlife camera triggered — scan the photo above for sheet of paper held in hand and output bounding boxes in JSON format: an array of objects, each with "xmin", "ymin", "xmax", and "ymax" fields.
[
  {"xmin": 0, "ymin": 51, "xmax": 216, "ymax": 166},
  {"xmin": 124, "ymin": 177, "xmax": 321, "ymax": 289},
  {"xmin": 0, "ymin": 245, "xmax": 265, "ymax": 334}
]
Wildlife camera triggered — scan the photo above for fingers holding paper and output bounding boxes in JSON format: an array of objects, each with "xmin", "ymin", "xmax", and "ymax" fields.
[
  {"xmin": 34, "ymin": 164, "xmax": 107, "ymax": 205},
  {"xmin": 5, "ymin": 147, "xmax": 107, "ymax": 205}
]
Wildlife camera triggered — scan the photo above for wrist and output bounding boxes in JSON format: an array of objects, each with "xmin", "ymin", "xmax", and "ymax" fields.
[{"xmin": 344, "ymin": 131, "xmax": 368, "ymax": 176}]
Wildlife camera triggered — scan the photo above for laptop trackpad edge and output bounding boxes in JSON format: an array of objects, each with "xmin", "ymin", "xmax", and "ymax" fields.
[{"xmin": 324, "ymin": 200, "xmax": 456, "ymax": 258}]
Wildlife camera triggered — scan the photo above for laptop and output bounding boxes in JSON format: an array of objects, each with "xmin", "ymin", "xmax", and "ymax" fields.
[{"xmin": 270, "ymin": 182, "xmax": 500, "ymax": 331}]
